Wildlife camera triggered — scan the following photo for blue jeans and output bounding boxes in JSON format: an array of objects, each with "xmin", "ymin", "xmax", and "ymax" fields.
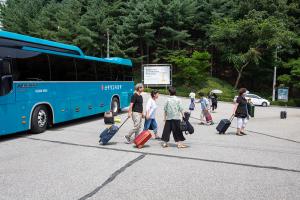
[{"xmin": 144, "ymin": 118, "xmax": 158, "ymax": 134}]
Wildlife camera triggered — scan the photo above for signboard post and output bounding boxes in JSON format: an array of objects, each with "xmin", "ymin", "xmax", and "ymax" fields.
[
  {"xmin": 277, "ymin": 87, "xmax": 289, "ymax": 102},
  {"xmin": 142, "ymin": 64, "xmax": 172, "ymax": 89}
]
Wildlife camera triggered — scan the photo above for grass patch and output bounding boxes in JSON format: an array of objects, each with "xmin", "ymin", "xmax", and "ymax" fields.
[
  {"xmin": 144, "ymin": 77, "xmax": 236, "ymax": 102},
  {"xmin": 271, "ymin": 99, "xmax": 300, "ymax": 107}
]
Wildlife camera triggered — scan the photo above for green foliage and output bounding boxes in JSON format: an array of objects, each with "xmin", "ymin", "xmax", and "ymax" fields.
[
  {"xmin": 279, "ymin": 58, "xmax": 300, "ymax": 88},
  {"xmin": 166, "ymin": 50, "xmax": 211, "ymax": 87},
  {"xmin": 209, "ymin": 10, "xmax": 296, "ymax": 88},
  {"xmin": 197, "ymin": 77, "xmax": 236, "ymax": 102},
  {"xmin": 271, "ymin": 99, "xmax": 300, "ymax": 107},
  {"xmin": 144, "ymin": 77, "xmax": 236, "ymax": 102},
  {"xmin": 1, "ymin": 0, "xmax": 300, "ymax": 101}
]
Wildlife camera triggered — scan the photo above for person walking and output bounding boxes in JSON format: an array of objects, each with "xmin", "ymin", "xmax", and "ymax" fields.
[
  {"xmin": 198, "ymin": 92, "xmax": 213, "ymax": 125},
  {"xmin": 144, "ymin": 90, "xmax": 160, "ymax": 139},
  {"xmin": 161, "ymin": 87, "xmax": 187, "ymax": 148},
  {"xmin": 233, "ymin": 88, "xmax": 249, "ymax": 136},
  {"xmin": 189, "ymin": 90, "xmax": 196, "ymax": 112},
  {"xmin": 125, "ymin": 83, "xmax": 144, "ymax": 143},
  {"xmin": 209, "ymin": 92, "xmax": 218, "ymax": 112}
]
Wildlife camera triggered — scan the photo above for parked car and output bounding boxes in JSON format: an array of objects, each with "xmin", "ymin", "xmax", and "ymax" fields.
[{"xmin": 233, "ymin": 93, "xmax": 270, "ymax": 107}]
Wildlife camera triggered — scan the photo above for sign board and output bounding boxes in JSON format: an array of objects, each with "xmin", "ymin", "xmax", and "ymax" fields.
[
  {"xmin": 277, "ymin": 87, "xmax": 289, "ymax": 101},
  {"xmin": 142, "ymin": 64, "xmax": 172, "ymax": 86}
]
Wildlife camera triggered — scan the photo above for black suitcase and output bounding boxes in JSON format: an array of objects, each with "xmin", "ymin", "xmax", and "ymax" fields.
[
  {"xmin": 99, "ymin": 125, "xmax": 119, "ymax": 145},
  {"xmin": 99, "ymin": 117, "xmax": 128, "ymax": 145},
  {"xmin": 280, "ymin": 111, "xmax": 287, "ymax": 119},
  {"xmin": 181, "ymin": 112, "xmax": 194, "ymax": 135},
  {"xmin": 216, "ymin": 115, "xmax": 234, "ymax": 134}
]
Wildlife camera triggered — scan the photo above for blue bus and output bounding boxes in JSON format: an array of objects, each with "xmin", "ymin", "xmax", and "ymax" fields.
[{"xmin": 0, "ymin": 30, "xmax": 134, "ymax": 136}]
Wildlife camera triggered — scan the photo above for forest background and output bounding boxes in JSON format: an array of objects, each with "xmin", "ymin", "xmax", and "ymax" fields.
[{"xmin": 1, "ymin": 0, "xmax": 300, "ymax": 105}]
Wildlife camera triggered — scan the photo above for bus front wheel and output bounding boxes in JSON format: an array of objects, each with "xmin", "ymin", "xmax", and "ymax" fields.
[
  {"xmin": 111, "ymin": 97, "xmax": 120, "ymax": 115},
  {"xmin": 31, "ymin": 105, "xmax": 49, "ymax": 134}
]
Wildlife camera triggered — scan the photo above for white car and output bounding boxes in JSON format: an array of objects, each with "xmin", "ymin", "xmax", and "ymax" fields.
[{"xmin": 233, "ymin": 94, "xmax": 270, "ymax": 107}]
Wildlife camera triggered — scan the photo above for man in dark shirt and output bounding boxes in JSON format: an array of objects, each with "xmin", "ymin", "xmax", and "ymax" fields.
[
  {"xmin": 209, "ymin": 93, "xmax": 218, "ymax": 112},
  {"xmin": 125, "ymin": 83, "xmax": 144, "ymax": 143}
]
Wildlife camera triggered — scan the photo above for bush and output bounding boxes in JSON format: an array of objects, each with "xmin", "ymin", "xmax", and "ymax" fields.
[
  {"xmin": 271, "ymin": 99, "xmax": 300, "ymax": 107},
  {"xmin": 197, "ymin": 77, "xmax": 236, "ymax": 102}
]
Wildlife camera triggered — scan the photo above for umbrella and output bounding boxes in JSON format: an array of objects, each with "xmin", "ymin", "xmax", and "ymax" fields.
[{"xmin": 211, "ymin": 89, "xmax": 223, "ymax": 94}]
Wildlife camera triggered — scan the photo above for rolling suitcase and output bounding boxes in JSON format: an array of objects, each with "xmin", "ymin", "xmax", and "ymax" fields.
[
  {"xmin": 181, "ymin": 112, "xmax": 194, "ymax": 135},
  {"xmin": 204, "ymin": 110, "xmax": 212, "ymax": 122},
  {"xmin": 134, "ymin": 130, "xmax": 152, "ymax": 149},
  {"xmin": 216, "ymin": 115, "xmax": 234, "ymax": 134},
  {"xmin": 99, "ymin": 117, "xmax": 128, "ymax": 145},
  {"xmin": 280, "ymin": 111, "xmax": 287, "ymax": 119}
]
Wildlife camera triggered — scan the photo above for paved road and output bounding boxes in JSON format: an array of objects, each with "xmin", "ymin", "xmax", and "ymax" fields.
[{"xmin": 1, "ymin": 94, "xmax": 300, "ymax": 200}]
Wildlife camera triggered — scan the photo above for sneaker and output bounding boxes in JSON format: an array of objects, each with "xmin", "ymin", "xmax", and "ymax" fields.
[
  {"xmin": 162, "ymin": 142, "xmax": 168, "ymax": 148},
  {"xmin": 124, "ymin": 135, "xmax": 131, "ymax": 144}
]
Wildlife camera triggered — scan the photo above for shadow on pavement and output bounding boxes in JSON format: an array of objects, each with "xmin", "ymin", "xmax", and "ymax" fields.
[{"xmin": 0, "ymin": 131, "xmax": 31, "ymax": 142}]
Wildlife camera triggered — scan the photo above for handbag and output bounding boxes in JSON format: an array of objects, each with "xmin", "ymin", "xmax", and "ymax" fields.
[{"xmin": 180, "ymin": 120, "xmax": 188, "ymax": 132}]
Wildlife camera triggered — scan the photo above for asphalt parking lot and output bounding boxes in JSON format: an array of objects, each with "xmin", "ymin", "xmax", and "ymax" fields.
[{"xmin": 1, "ymin": 94, "xmax": 300, "ymax": 200}]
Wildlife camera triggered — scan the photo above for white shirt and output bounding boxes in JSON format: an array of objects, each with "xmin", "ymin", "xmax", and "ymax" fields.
[
  {"xmin": 146, "ymin": 98, "xmax": 157, "ymax": 119},
  {"xmin": 189, "ymin": 92, "xmax": 196, "ymax": 99}
]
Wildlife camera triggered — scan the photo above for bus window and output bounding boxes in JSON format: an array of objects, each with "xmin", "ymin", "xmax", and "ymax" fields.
[
  {"xmin": 96, "ymin": 62, "xmax": 111, "ymax": 81},
  {"xmin": 123, "ymin": 66, "xmax": 133, "ymax": 81},
  {"xmin": 14, "ymin": 51, "xmax": 50, "ymax": 81},
  {"xmin": 49, "ymin": 54, "xmax": 76, "ymax": 81},
  {"xmin": 110, "ymin": 63, "xmax": 124, "ymax": 81},
  {"xmin": 75, "ymin": 59, "xmax": 96, "ymax": 81}
]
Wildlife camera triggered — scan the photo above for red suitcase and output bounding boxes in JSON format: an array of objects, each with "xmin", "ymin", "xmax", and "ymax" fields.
[
  {"xmin": 204, "ymin": 110, "xmax": 212, "ymax": 122},
  {"xmin": 134, "ymin": 130, "xmax": 152, "ymax": 149}
]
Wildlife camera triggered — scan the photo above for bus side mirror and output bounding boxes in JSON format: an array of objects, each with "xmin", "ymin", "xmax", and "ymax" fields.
[{"xmin": 0, "ymin": 75, "xmax": 13, "ymax": 96}]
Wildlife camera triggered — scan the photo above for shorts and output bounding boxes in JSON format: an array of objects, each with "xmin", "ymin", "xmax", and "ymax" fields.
[{"xmin": 237, "ymin": 117, "xmax": 248, "ymax": 129}]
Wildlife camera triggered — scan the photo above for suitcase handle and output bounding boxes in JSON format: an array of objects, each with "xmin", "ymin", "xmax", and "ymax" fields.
[
  {"xmin": 118, "ymin": 117, "xmax": 130, "ymax": 130},
  {"xmin": 229, "ymin": 114, "xmax": 235, "ymax": 122}
]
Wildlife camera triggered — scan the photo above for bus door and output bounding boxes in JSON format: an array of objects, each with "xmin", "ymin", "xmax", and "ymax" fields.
[
  {"xmin": 0, "ymin": 58, "xmax": 14, "ymax": 105},
  {"xmin": 0, "ymin": 58, "xmax": 15, "ymax": 134}
]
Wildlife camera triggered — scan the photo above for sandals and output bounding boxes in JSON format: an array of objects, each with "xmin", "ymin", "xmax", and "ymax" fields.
[
  {"xmin": 240, "ymin": 132, "xmax": 247, "ymax": 135},
  {"xmin": 177, "ymin": 144, "xmax": 188, "ymax": 148},
  {"xmin": 236, "ymin": 133, "xmax": 243, "ymax": 136}
]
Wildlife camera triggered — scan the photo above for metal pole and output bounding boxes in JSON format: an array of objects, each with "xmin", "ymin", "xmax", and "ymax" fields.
[
  {"xmin": 272, "ymin": 46, "xmax": 279, "ymax": 101},
  {"xmin": 107, "ymin": 28, "xmax": 110, "ymax": 58},
  {"xmin": 272, "ymin": 66, "xmax": 277, "ymax": 101}
]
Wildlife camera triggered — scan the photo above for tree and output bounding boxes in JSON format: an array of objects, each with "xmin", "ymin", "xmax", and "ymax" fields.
[
  {"xmin": 209, "ymin": 11, "xmax": 295, "ymax": 89},
  {"xmin": 167, "ymin": 50, "xmax": 211, "ymax": 87},
  {"xmin": 228, "ymin": 48, "xmax": 261, "ymax": 88},
  {"xmin": 278, "ymin": 58, "xmax": 300, "ymax": 88},
  {"xmin": 0, "ymin": 0, "xmax": 50, "ymax": 34}
]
